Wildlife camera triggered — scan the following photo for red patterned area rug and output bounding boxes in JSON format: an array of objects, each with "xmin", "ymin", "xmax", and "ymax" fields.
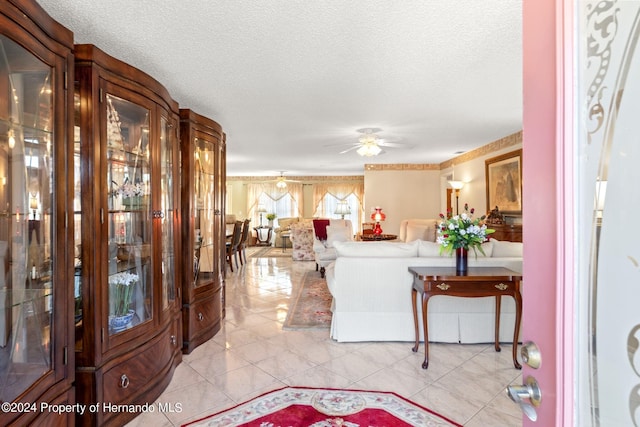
[
  {"xmin": 283, "ymin": 272, "xmax": 332, "ymax": 330},
  {"xmin": 182, "ymin": 386, "xmax": 462, "ymax": 427}
]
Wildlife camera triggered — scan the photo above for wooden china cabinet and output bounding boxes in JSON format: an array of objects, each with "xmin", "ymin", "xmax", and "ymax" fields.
[
  {"xmin": 0, "ymin": 1, "xmax": 75, "ymax": 425},
  {"xmin": 179, "ymin": 109, "xmax": 226, "ymax": 353},
  {"xmin": 73, "ymin": 44, "xmax": 182, "ymax": 426}
]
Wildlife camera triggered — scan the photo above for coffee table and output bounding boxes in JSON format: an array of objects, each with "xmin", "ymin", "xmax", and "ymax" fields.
[
  {"xmin": 281, "ymin": 232, "xmax": 291, "ymax": 252},
  {"xmin": 360, "ymin": 233, "xmax": 397, "ymax": 241},
  {"xmin": 409, "ymin": 266, "xmax": 523, "ymax": 370}
]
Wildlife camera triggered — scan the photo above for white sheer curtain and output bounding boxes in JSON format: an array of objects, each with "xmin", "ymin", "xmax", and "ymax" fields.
[
  {"xmin": 313, "ymin": 182, "xmax": 364, "ymax": 232},
  {"xmin": 247, "ymin": 182, "xmax": 303, "ymax": 226}
]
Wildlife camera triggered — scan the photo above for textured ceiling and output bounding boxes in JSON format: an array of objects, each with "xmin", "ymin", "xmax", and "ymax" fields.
[{"xmin": 36, "ymin": 0, "xmax": 522, "ymax": 177}]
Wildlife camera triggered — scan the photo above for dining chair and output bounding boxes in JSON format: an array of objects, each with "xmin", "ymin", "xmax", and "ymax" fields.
[
  {"xmin": 225, "ymin": 220, "xmax": 243, "ymax": 272},
  {"xmin": 237, "ymin": 219, "xmax": 251, "ymax": 265}
]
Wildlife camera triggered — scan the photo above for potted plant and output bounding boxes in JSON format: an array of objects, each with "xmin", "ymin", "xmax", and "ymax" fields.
[
  {"xmin": 108, "ymin": 271, "xmax": 138, "ymax": 331},
  {"xmin": 266, "ymin": 213, "xmax": 277, "ymax": 226}
]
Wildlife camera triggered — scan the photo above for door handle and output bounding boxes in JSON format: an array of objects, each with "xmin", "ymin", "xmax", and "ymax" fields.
[{"xmin": 506, "ymin": 376, "xmax": 541, "ymax": 421}]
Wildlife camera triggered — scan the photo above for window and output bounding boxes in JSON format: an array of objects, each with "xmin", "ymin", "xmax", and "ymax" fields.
[
  {"xmin": 316, "ymin": 193, "xmax": 360, "ymax": 235},
  {"xmin": 256, "ymin": 192, "xmax": 298, "ymax": 228}
]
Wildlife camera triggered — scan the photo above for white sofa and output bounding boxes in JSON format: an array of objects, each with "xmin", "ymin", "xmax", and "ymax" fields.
[{"xmin": 325, "ymin": 238, "xmax": 523, "ymax": 343}]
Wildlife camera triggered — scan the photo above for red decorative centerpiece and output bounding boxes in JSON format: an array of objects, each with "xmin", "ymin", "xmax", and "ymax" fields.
[{"xmin": 371, "ymin": 207, "xmax": 386, "ymax": 235}]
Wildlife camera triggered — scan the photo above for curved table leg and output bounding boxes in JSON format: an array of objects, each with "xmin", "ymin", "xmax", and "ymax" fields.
[
  {"xmin": 421, "ymin": 293, "xmax": 429, "ymax": 369},
  {"xmin": 494, "ymin": 295, "xmax": 502, "ymax": 352},
  {"xmin": 513, "ymin": 286, "xmax": 523, "ymax": 369},
  {"xmin": 411, "ymin": 288, "xmax": 419, "ymax": 353}
]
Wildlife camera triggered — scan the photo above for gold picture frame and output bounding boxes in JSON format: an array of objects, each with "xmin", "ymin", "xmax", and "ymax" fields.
[{"xmin": 485, "ymin": 149, "xmax": 522, "ymax": 214}]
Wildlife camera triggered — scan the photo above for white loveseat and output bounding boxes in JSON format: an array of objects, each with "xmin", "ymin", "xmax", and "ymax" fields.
[{"xmin": 325, "ymin": 238, "xmax": 523, "ymax": 343}]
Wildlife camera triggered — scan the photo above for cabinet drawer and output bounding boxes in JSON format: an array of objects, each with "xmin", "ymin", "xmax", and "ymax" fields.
[
  {"xmin": 428, "ymin": 280, "xmax": 515, "ymax": 294},
  {"xmin": 188, "ymin": 293, "xmax": 221, "ymax": 336},
  {"xmin": 102, "ymin": 332, "xmax": 173, "ymax": 404}
]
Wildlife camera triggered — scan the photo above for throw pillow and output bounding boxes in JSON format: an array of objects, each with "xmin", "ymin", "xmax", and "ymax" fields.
[
  {"xmin": 312, "ymin": 219, "xmax": 331, "ymax": 240},
  {"xmin": 490, "ymin": 238, "xmax": 523, "ymax": 257},
  {"xmin": 470, "ymin": 240, "xmax": 494, "ymax": 257},
  {"xmin": 325, "ymin": 225, "xmax": 352, "ymax": 248},
  {"xmin": 406, "ymin": 224, "xmax": 437, "ymax": 242},
  {"xmin": 334, "ymin": 240, "xmax": 419, "ymax": 257}
]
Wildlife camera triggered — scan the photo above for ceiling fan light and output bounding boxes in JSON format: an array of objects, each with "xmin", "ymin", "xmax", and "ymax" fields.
[{"xmin": 357, "ymin": 143, "xmax": 382, "ymax": 157}]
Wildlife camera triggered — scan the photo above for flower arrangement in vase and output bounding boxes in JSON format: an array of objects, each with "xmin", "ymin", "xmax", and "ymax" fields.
[
  {"xmin": 116, "ymin": 179, "xmax": 149, "ymax": 209},
  {"xmin": 108, "ymin": 272, "xmax": 138, "ymax": 330},
  {"xmin": 437, "ymin": 204, "xmax": 494, "ymax": 272}
]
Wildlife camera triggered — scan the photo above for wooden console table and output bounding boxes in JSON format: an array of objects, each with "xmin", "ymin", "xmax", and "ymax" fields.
[
  {"xmin": 254, "ymin": 226, "xmax": 273, "ymax": 246},
  {"xmin": 409, "ymin": 266, "xmax": 523, "ymax": 370}
]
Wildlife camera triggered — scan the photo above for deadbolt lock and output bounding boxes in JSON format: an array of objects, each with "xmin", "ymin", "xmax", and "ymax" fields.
[{"xmin": 521, "ymin": 341, "xmax": 541, "ymax": 369}]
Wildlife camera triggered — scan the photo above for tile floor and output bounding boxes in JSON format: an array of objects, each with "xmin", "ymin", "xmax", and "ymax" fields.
[{"xmin": 127, "ymin": 255, "xmax": 523, "ymax": 426}]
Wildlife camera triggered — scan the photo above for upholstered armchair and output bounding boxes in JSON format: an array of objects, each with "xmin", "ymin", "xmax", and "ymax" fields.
[
  {"xmin": 312, "ymin": 219, "xmax": 353, "ymax": 278},
  {"xmin": 288, "ymin": 220, "xmax": 315, "ymax": 261},
  {"xmin": 273, "ymin": 217, "xmax": 300, "ymax": 248}
]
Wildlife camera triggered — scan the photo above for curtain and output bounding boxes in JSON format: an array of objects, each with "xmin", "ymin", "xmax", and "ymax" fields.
[
  {"xmin": 313, "ymin": 182, "xmax": 364, "ymax": 232},
  {"xmin": 247, "ymin": 182, "xmax": 303, "ymax": 225}
]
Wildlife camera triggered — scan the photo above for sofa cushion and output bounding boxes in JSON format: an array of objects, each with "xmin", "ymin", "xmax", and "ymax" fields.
[
  {"xmin": 471, "ymin": 241, "xmax": 494, "ymax": 257},
  {"xmin": 406, "ymin": 223, "xmax": 437, "ymax": 242},
  {"xmin": 490, "ymin": 238, "xmax": 522, "ymax": 257},
  {"xmin": 417, "ymin": 240, "xmax": 442, "ymax": 257},
  {"xmin": 419, "ymin": 240, "xmax": 493, "ymax": 257},
  {"xmin": 326, "ymin": 224, "xmax": 352, "ymax": 248},
  {"xmin": 277, "ymin": 217, "xmax": 299, "ymax": 230},
  {"xmin": 334, "ymin": 240, "xmax": 419, "ymax": 257}
]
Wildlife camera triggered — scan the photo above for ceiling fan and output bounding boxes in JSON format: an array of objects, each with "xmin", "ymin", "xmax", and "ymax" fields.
[
  {"xmin": 264, "ymin": 171, "xmax": 300, "ymax": 189},
  {"xmin": 337, "ymin": 128, "xmax": 409, "ymax": 157}
]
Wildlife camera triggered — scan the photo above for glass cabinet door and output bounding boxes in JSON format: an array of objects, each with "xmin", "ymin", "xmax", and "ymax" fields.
[
  {"xmin": 160, "ymin": 115, "xmax": 175, "ymax": 310},
  {"xmin": 105, "ymin": 94, "xmax": 152, "ymax": 335},
  {"xmin": 193, "ymin": 137, "xmax": 217, "ymax": 288},
  {"xmin": 0, "ymin": 34, "xmax": 54, "ymax": 402}
]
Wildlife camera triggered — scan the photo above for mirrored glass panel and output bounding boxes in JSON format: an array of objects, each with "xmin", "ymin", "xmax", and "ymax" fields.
[
  {"xmin": 193, "ymin": 137, "xmax": 216, "ymax": 288},
  {"xmin": 0, "ymin": 34, "xmax": 54, "ymax": 402}
]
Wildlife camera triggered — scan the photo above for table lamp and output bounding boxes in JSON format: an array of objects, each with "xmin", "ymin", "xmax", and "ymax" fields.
[
  {"xmin": 371, "ymin": 207, "xmax": 386, "ymax": 235},
  {"xmin": 334, "ymin": 201, "xmax": 351, "ymax": 219},
  {"xmin": 257, "ymin": 204, "xmax": 267, "ymax": 226}
]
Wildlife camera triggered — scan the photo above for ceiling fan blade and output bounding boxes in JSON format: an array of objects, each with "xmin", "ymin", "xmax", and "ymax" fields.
[
  {"xmin": 339, "ymin": 145, "xmax": 360, "ymax": 154},
  {"xmin": 377, "ymin": 141, "xmax": 409, "ymax": 148}
]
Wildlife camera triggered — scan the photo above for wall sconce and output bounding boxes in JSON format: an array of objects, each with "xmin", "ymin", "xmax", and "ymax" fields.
[
  {"xmin": 370, "ymin": 207, "xmax": 386, "ymax": 235},
  {"xmin": 334, "ymin": 201, "xmax": 351, "ymax": 219}
]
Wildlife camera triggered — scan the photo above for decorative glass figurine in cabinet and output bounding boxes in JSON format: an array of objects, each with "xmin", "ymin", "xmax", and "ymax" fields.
[
  {"xmin": 0, "ymin": 33, "xmax": 55, "ymax": 402},
  {"xmin": 105, "ymin": 95, "xmax": 152, "ymax": 334}
]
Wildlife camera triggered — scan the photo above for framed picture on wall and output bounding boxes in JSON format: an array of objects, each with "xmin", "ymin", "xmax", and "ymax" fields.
[{"xmin": 485, "ymin": 149, "xmax": 522, "ymax": 214}]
